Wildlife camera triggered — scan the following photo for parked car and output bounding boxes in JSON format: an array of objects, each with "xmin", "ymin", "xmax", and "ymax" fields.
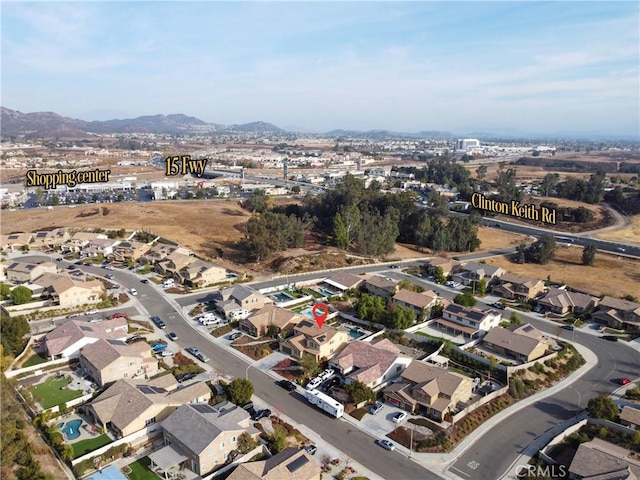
[
  {"xmin": 392, "ymin": 412, "xmax": 408, "ymax": 423},
  {"xmin": 390, "ymin": 264, "xmax": 399, "ymax": 269},
  {"xmin": 85, "ymin": 309, "xmax": 98, "ymax": 315},
  {"xmin": 185, "ymin": 346, "xmax": 209, "ymax": 363},
  {"xmin": 561, "ymin": 325, "xmax": 575, "ymax": 331},
  {"xmin": 370, "ymin": 402, "xmax": 384, "ymax": 415},
  {"xmin": 491, "ymin": 302, "xmax": 506, "ymax": 310},
  {"xmin": 319, "ymin": 368, "xmax": 335, "ymax": 380},
  {"xmin": 129, "ymin": 288, "xmax": 137, "ymax": 296},
  {"xmin": 602, "ymin": 335, "xmax": 619, "ymax": 342},
  {"xmin": 111, "ymin": 312, "xmax": 127, "ymax": 319},
  {"xmin": 251, "ymin": 409, "xmax": 271, "ymax": 421},
  {"xmin": 104, "ymin": 274, "xmax": 114, "ymax": 279},
  {"xmin": 152, "ymin": 343, "xmax": 167, "ymax": 352},
  {"xmin": 304, "ymin": 445, "xmax": 317, "ymax": 455},
  {"xmin": 377, "ymin": 439, "xmax": 396, "ymax": 451},
  {"xmin": 619, "ymin": 378, "xmax": 632, "ymax": 385},
  {"xmin": 176, "ymin": 372, "xmax": 197, "ymax": 383},
  {"xmin": 151, "ymin": 316, "xmax": 166, "ymax": 329},
  {"xmin": 140, "ymin": 279, "xmax": 149, "ymax": 284},
  {"xmin": 126, "ymin": 335, "xmax": 145, "ymax": 344},
  {"xmin": 306, "ymin": 378, "xmax": 322, "ymax": 390},
  {"xmin": 243, "ymin": 403, "xmax": 256, "ymax": 417},
  {"xmin": 228, "ymin": 332, "xmax": 242, "ymax": 341},
  {"xmin": 277, "ymin": 380, "xmax": 297, "ymax": 391},
  {"xmin": 168, "ymin": 332, "xmax": 178, "ymax": 341}
]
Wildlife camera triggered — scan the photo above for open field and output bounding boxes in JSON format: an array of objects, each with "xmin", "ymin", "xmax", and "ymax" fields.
[
  {"xmin": 481, "ymin": 247, "xmax": 640, "ymax": 299},
  {"xmin": 594, "ymin": 214, "xmax": 640, "ymax": 245},
  {"xmin": 1, "ymin": 200, "xmax": 253, "ymax": 271}
]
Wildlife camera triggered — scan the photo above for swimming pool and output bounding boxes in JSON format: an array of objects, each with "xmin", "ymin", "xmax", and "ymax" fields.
[
  {"xmin": 61, "ymin": 419, "xmax": 83, "ymax": 440},
  {"xmin": 316, "ymin": 288, "xmax": 335, "ymax": 297},
  {"xmin": 350, "ymin": 328, "xmax": 365, "ymax": 339},
  {"xmin": 270, "ymin": 292, "xmax": 294, "ymax": 303},
  {"xmin": 301, "ymin": 307, "xmax": 314, "ymax": 318}
]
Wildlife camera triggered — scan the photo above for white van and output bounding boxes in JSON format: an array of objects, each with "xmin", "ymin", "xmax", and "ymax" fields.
[
  {"xmin": 229, "ymin": 309, "xmax": 249, "ymax": 320},
  {"xmin": 200, "ymin": 316, "xmax": 221, "ymax": 326}
]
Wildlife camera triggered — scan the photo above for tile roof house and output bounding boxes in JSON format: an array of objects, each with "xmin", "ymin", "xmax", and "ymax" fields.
[
  {"xmin": 592, "ymin": 296, "xmax": 640, "ymax": 333},
  {"xmin": 482, "ymin": 325, "xmax": 550, "ymax": 363},
  {"xmin": 86, "ymin": 376, "xmax": 212, "ymax": 438},
  {"xmin": 107, "ymin": 240, "xmax": 151, "ymax": 263},
  {"xmin": 178, "ymin": 260, "xmax": 226, "ymax": 287},
  {"xmin": 364, "ymin": 275, "xmax": 399, "ymax": 300},
  {"xmin": 31, "ymin": 228, "xmax": 70, "ymax": 249},
  {"xmin": 424, "ymin": 257, "xmax": 460, "ymax": 277},
  {"xmin": 82, "ymin": 238, "xmax": 120, "ymax": 257},
  {"xmin": 568, "ymin": 438, "xmax": 640, "ymax": 480},
  {"xmin": 5, "ymin": 260, "xmax": 57, "ymax": 283},
  {"xmin": 64, "ymin": 232, "xmax": 108, "ymax": 253},
  {"xmin": 79, "ymin": 338, "xmax": 158, "ymax": 387},
  {"xmin": 321, "ymin": 272, "xmax": 364, "ymax": 291},
  {"xmin": 140, "ymin": 244, "xmax": 192, "ymax": 265},
  {"xmin": 227, "ymin": 447, "xmax": 320, "ymax": 480},
  {"xmin": 217, "ymin": 285, "xmax": 272, "ymax": 318},
  {"xmin": 537, "ymin": 287, "xmax": 599, "ymax": 315},
  {"xmin": 279, "ymin": 319, "xmax": 349, "ymax": 362},
  {"xmin": 383, "ymin": 361, "xmax": 473, "ymax": 421},
  {"xmin": 391, "ymin": 289, "xmax": 442, "ymax": 321},
  {"xmin": 434, "ymin": 304, "xmax": 502, "ymax": 339},
  {"xmin": 44, "ymin": 318, "xmax": 128, "ymax": 359},
  {"xmin": 491, "ymin": 273, "xmax": 546, "ymax": 302},
  {"xmin": 240, "ymin": 305, "xmax": 305, "ymax": 337},
  {"xmin": 150, "ymin": 401, "xmax": 260, "ymax": 476},
  {"xmin": 155, "ymin": 251, "xmax": 195, "ymax": 276},
  {"xmin": 453, "ymin": 261, "xmax": 505, "ymax": 286},
  {"xmin": 620, "ymin": 406, "xmax": 640, "ymax": 430},
  {"xmin": 329, "ymin": 339, "xmax": 412, "ymax": 391},
  {"xmin": 34, "ymin": 272, "xmax": 105, "ymax": 308},
  {"xmin": 0, "ymin": 232, "xmax": 33, "ymax": 251}
]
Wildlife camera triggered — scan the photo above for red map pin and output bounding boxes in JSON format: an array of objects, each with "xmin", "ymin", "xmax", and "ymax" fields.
[{"xmin": 311, "ymin": 303, "xmax": 329, "ymax": 328}]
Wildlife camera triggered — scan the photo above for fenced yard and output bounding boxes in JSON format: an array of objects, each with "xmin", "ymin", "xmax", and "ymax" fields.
[
  {"xmin": 71, "ymin": 434, "xmax": 112, "ymax": 459},
  {"xmin": 30, "ymin": 376, "xmax": 84, "ymax": 409}
]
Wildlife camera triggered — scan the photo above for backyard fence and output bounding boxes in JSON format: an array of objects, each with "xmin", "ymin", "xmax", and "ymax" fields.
[{"xmin": 6, "ymin": 357, "xmax": 72, "ymax": 378}]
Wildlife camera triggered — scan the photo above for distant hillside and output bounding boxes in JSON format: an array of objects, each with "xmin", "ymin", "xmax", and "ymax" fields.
[
  {"xmin": 0, "ymin": 107, "xmax": 284, "ymax": 138},
  {"xmin": 326, "ymin": 128, "xmax": 454, "ymax": 139}
]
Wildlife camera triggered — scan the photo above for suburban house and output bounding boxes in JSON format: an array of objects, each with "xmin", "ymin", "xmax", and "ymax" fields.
[
  {"xmin": 482, "ymin": 325, "xmax": 550, "ymax": 363},
  {"xmin": 452, "ymin": 262, "xmax": 505, "ymax": 286},
  {"xmin": 79, "ymin": 338, "xmax": 158, "ymax": 387},
  {"xmin": 227, "ymin": 447, "xmax": 320, "ymax": 480},
  {"xmin": 82, "ymin": 238, "xmax": 120, "ymax": 258},
  {"xmin": 216, "ymin": 285, "xmax": 272, "ymax": 318},
  {"xmin": 364, "ymin": 275, "xmax": 399, "ymax": 300},
  {"xmin": 391, "ymin": 289, "xmax": 442, "ymax": 321},
  {"xmin": 433, "ymin": 304, "xmax": 502, "ymax": 339},
  {"xmin": 620, "ymin": 406, "xmax": 640, "ymax": 430},
  {"xmin": 0, "ymin": 232, "xmax": 33, "ymax": 251},
  {"xmin": 31, "ymin": 228, "xmax": 70, "ymax": 249},
  {"xmin": 178, "ymin": 260, "xmax": 227, "ymax": 287},
  {"xmin": 537, "ymin": 287, "xmax": 599, "ymax": 315},
  {"xmin": 279, "ymin": 319, "xmax": 349, "ymax": 361},
  {"xmin": 329, "ymin": 339, "xmax": 412, "ymax": 391},
  {"xmin": 491, "ymin": 273, "xmax": 546, "ymax": 302},
  {"xmin": 424, "ymin": 257, "xmax": 459, "ymax": 277},
  {"xmin": 383, "ymin": 361, "xmax": 473, "ymax": 421},
  {"xmin": 319, "ymin": 271, "xmax": 364, "ymax": 292},
  {"xmin": 107, "ymin": 240, "xmax": 150, "ymax": 263},
  {"xmin": 85, "ymin": 376, "xmax": 212, "ymax": 438},
  {"xmin": 568, "ymin": 438, "xmax": 640, "ymax": 480},
  {"xmin": 34, "ymin": 272, "xmax": 105, "ymax": 307},
  {"xmin": 155, "ymin": 251, "xmax": 195, "ymax": 276},
  {"xmin": 240, "ymin": 305, "xmax": 304, "ymax": 337},
  {"xmin": 140, "ymin": 244, "xmax": 193, "ymax": 265},
  {"xmin": 149, "ymin": 401, "xmax": 260, "ymax": 476},
  {"xmin": 592, "ymin": 296, "xmax": 640, "ymax": 332},
  {"xmin": 5, "ymin": 260, "xmax": 57, "ymax": 283},
  {"xmin": 44, "ymin": 317, "xmax": 128, "ymax": 359},
  {"xmin": 64, "ymin": 232, "xmax": 108, "ymax": 253}
]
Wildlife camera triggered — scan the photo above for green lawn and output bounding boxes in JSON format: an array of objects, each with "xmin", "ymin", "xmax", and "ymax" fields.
[
  {"xmin": 127, "ymin": 457, "xmax": 160, "ymax": 480},
  {"xmin": 29, "ymin": 376, "xmax": 83, "ymax": 409},
  {"xmin": 23, "ymin": 353, "xmax": 48, "ymax": 367},
  {"xmin": 71, "ymin": 434, "xmax": 112, "ymax": 459}
]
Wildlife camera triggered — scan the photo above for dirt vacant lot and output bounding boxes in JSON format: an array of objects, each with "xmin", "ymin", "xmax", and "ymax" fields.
[
  {"xmin": 482, "ymin": 247, "xmax": 640, "ymax": 299},
  {"xmin": 1, "ymin": 200, "xmax": 252, "ymax": 269},
  {"xmin": 595, "ymin": 214, "xmax": 640, "ymax": 246}
]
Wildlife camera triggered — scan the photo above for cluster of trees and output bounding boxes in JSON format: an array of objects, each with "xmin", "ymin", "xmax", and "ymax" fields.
[
  {"xmin": 345, "ymin": 381, "xmax": 376, "ymax": 404},
  {"xmin": 1, "ymin": 316, "xmax": 29, "ymax": 357},
  {"xmin": 2, "ymin": 378, "xmax": 53, "ymax": 480},
  {"xmin": 393, "ymin": 158, "xmax": 473, "ymax": 194},
  {"xmin": 244, "ymin": 212, "xmax": 310, "ymax": 261},
  {"xmin": 514, "ymin": 235, "xmax": 556, "ymax": 265},
  {"xmin": 540, "ymin": 201, "xmax": 595, "ymax": 223},
  {"xmin": 554, "ymin": 171, "xmax": 606, "ymax": 204},
  {"xmin": 604, "ymin": 188, "xmax": 640, "ymax": 215},
  {"xmin": 582, "ymin": 244, "xmax": 597, "ymax": 266},
  {"xmin": 353, "ymin": 293, "xmax": 420, "ymax": 329}
]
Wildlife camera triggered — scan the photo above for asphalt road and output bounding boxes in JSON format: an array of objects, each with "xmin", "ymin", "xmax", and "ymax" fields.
[{"xmin": 18, "ymin": 255, "xmax": 640, "ymax": 480}]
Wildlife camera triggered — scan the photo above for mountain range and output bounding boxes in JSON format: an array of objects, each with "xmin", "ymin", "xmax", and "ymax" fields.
[{"xmin": 0, "ymin": 107, "xmax": 285, "ymax": 138}]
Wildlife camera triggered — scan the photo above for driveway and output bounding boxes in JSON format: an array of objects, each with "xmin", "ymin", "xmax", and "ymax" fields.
[{"xmin": 359, "ymin": 402, "xmax": 412, "ymax": 439}]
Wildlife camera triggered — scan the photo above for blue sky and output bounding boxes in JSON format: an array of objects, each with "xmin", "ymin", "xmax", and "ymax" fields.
[{"xmin": 2, "ymin": 1, "xmax": 638, "ymax": 136}]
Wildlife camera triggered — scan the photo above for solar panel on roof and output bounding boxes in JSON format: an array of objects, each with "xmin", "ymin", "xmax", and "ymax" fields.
[
  {"xmin": 138, "ymin": 386, "xmax": 155, "ymax": 394},
  {"xmin": 286, "ymin": 455, "xmax": 309, "ymax": 473},
  {"xmin": 192, "ymin": 404, "xmax": 214, "ymax": 414}
]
